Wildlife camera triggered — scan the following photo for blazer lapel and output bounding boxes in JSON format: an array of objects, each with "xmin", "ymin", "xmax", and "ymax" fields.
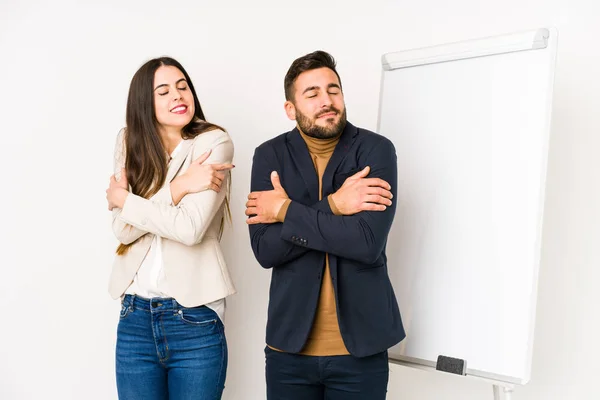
[
  {"xmin": 287, "ymin": 128, "xmax": 320, "ymax": 203},
  {"xmin": 322, "ymin": 122, "xmax": 359, "ymax": 194},
  {"xmin": 165, "ymin": 139, "xmax": 195, "ymax": 183}
]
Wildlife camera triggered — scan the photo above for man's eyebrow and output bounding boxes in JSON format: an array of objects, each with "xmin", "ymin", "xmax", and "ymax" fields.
[
  {"xmin": 327, "ymin": 83, "xmax": 341, "ymax": 90},
  {"xmin": 301, "ymin": 86, "xmax": 320, "ymax": 95}
]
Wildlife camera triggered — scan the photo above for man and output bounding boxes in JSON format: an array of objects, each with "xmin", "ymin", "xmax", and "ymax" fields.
[{"xmin": 246, "ymin": 50, "xmax": 405, "ymax": 399}]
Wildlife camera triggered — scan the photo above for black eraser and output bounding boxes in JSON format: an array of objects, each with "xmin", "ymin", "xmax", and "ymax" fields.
[{"xmin": 435, "ymin": 355, "xmax": 467, "ymax": 375}]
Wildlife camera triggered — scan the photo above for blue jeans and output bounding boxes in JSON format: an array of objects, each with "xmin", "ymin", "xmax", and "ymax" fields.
[
  {"xmin": 116, "ymin": 294, "xmax": 227, "ymax": 400},
  {"xmin": 265, "ymin": 347, "xmax": 389, "ymax": 399}
]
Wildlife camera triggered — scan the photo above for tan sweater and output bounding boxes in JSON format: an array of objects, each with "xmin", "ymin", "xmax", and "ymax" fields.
[{"xmin": 275, "ymin": 130, "xmax": 350, "ymax": 356}]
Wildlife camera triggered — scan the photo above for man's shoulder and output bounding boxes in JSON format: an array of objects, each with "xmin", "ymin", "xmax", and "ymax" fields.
[
  {"xmin": 352, "ymin": 124, "xmax": 395, "ymax": 151},
  {"xmin": 254, "ymin": 129, "xmax": 293, "ymax": 153}
]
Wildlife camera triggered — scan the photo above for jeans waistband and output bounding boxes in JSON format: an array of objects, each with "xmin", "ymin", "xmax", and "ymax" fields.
[{"xmin": 122, "ymin": 294, "xmax": 191, "ymax": 312}]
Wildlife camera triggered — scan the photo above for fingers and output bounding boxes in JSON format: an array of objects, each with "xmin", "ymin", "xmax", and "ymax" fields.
[
  {"xmin": 195, "ymin": 163, "xmax": 233, "ymax": 171},
  {"xmin": 360, "ymin": 202, "xmax": 387, "ymax": 212},
  {"xmin": 349, "ymin": 166, "xmax": 370, "ymax": 180},
  {"xmin": 363, "ymin": 178, "xmax": 392, "ymax": 190},
  {"xmin": 270, "ymin": 171, "xmax": 283, "ymax": 190},
  {"xmin": 110, "ymin": 173, "xmax": 128, "ymax": 189},
  {"xmin": 246, "ymin": 216, "xmax": 260, "ymax": 225},
  {"xmin": 245, "ymin": 199, "xmax": 257, "ymax": 208},
  {"xmin": 246, "ymin": 215, "xmax": 273, "ymax": 225},
  {"xmin": 193, "ymin": 149, "xmax": 212, "ymax": 165},
  {"xmin": 106, "ymin": 189, "xmax": 115, "ymax": 211},
  {"xmin": 185, "ymin": 165, "xmax": 230, "ymax": 193},
  {"xmin": 212, "ymin": 175, "xmax": 223, "ymax": 187},
  {"xmin": 365, "ymin": 186, "xmax": 393, "ymax": 199},
  {"xmin": 109, "ymin": 175, "xmax": 121, "ymax": 190},
  {"xmin": 245, "ymin": 207, "xmax": 257, "ymax": 216},
  {"xmin": 364, "ymin": 194, "xmax": 393, "ymax": 207},
  {"xmin": 214, "ymin": 171, "xmax": 226, "ymax": 182},
  {"xmin": 213, "ymin": 163, "xmax": 235, "ymax": 171}
]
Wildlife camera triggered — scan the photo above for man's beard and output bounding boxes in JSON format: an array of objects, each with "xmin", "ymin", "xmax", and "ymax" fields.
[{"xmin": 296, "ymin": 106, "xmax": 347, "ymax": 139}]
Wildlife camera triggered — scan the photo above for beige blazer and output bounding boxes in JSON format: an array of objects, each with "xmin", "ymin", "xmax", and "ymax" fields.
[{"xmin": 108, "ymin": 128, "xmax": 236, "ymax": 307}]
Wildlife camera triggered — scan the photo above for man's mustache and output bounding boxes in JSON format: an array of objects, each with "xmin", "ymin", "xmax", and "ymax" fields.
[{"xmin": 315, "ymin": 108, "xmax": 340, "ymax": 118}]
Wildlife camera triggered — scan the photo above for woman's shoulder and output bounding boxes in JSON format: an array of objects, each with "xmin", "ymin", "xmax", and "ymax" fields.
[
  {"xmin": 190, "ymin": 128, "xmax": 232, "ymax": 149},
  {"xmin": 189, "ymin": 129, "xmax": 233, "ymax": 161},
  {"xmin": 193, "ymin": 128, "xmax": 230, "ymax": 142}
]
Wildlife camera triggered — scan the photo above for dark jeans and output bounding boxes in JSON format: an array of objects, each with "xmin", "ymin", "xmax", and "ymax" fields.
[
  {"xmin": 116, "ymin": 294, "xmax": 227, "ymax": 400},
  {"xmin": 265, "ymin": 346, "xmax": 389, "ymax": 400}
]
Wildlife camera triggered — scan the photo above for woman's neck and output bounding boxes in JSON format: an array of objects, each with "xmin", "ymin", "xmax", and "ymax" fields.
[{"xmin": 159, "ymin": 128, "xmax": 183, "ymax": 155}]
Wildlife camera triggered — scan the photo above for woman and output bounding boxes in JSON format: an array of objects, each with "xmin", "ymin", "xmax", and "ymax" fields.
[{"xmin": 105, "ymin": 57, "xmax": 235, "ymax": 400}]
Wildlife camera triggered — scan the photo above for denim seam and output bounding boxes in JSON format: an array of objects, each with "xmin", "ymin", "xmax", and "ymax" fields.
[
  {"xmin": 213, "ymin": 320, "xmax": 226, "ymax": 398},
  {"xmin": 178, "ymin": 314, "xmax": 218, "ymax": 326},
  {"xmin": 150, "ymin": 312, "xmax": 169, "ymax": 367},
  {"xmin": 159, "ymin": 314, "xmax": 170, "ymax": 363}
]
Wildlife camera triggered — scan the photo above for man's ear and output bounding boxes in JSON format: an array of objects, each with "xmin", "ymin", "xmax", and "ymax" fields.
[{"xmin": 284, "ymin": 100, "xmax": 296, "ymax": 121}]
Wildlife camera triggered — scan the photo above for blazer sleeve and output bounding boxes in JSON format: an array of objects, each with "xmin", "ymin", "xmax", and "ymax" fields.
[
  {"xmin": 279, "ymin": 138, "xmax": 398, "ymax": 264},
  {"xmin": 117, "ymin": 131, "xmax": 233, "ymax": 247},
  {"xmin": 248, "ymin": 143, "xmax": 317, "ymax": 269},
  {"xmin": 111, "ymin": 129, "xmax": 149, "ymax": 245}
]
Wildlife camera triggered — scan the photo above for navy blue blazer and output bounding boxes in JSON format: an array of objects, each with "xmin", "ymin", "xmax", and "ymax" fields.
[{"xmin": 249, "ymin": 121, "xmax": 405, "ymax": 357}]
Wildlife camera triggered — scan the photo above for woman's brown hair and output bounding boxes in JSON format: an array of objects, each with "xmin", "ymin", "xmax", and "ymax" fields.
[{"xmin": 117, "ymin": 57, "xmax": 230, "ymax": 255}]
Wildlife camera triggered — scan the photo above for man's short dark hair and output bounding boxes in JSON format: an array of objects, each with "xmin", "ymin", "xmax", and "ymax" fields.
[{"xmin": 284, "ymin": 50, "xmax": 342, "ymax": 101}]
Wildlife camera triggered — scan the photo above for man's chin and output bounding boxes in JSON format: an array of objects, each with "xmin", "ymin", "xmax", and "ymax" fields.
[{"xmin": 316, "ymin": 119, "xmax": 339, "ymax": 130}]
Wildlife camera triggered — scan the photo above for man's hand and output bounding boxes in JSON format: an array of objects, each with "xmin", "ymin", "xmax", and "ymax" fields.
[
  {"xmin": 331, "ymin": 166, "xmax": 393, "ymax": 215},
  {"xmin": 245, "ymin": 171, "xmax": 289, "ymax": 224}
]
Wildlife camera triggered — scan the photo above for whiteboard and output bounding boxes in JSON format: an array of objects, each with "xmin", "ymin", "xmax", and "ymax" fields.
[{"xmin": 379, "ymin": 28, "xmax": 558, "ymax": 384}]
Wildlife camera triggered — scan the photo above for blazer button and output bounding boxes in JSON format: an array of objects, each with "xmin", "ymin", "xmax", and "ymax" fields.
[{"xmin": 141, "ymin": 218, "xmax": 148, "ymax": 225}]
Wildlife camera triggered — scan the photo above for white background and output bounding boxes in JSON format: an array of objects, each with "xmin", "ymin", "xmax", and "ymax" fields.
[{"xmin": 0, "ymin": 1, "xmax": 598, "ymax": 399}]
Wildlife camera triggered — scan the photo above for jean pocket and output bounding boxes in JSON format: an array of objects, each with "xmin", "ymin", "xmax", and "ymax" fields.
[{"xmin": 177, "ymin": 308, "xmax": 218, "ymax": 326}]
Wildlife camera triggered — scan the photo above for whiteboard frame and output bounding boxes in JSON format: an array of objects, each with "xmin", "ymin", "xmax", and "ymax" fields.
[
  {"xmin": 382, "ymin": 28, "xmax": 549, "ymax": 71},
  {"xmin": 378, "ymin": 27, "xmax": 558, "ymax": 386}
]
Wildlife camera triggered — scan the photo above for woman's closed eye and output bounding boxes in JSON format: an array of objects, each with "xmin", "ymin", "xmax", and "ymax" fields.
[{"xmin": 157, "ymin": 86, "xmax": 188, "ymax": 96}]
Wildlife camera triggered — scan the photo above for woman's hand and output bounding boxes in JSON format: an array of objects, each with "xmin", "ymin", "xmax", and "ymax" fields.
[
  {"xmin": 106, "ymin": 168, "xmax": 129, "ymax": 210},
  {"xmin": 180, "ymin": 149, "xmax": 235, "ymax": 193}
]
